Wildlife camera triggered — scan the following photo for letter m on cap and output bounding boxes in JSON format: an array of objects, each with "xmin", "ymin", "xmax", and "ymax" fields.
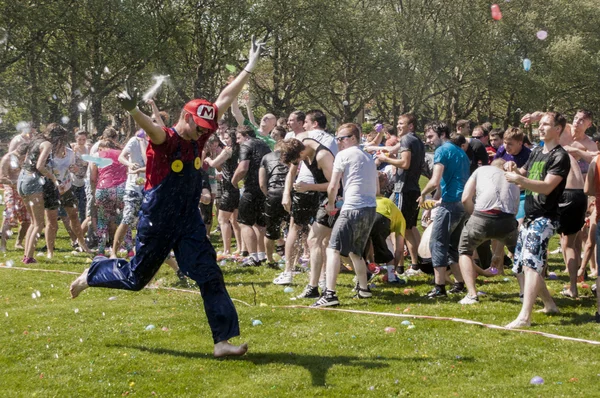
[{"xmin": 197, "ymin": 105, "xmax": 215, "ymax": 120}]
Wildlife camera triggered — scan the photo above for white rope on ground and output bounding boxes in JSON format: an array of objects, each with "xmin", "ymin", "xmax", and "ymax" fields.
[
  {"xmin": 284, "ymin": 305, "xmax": 600, "ymax": 346},
  {"xmin": 3, "ymin": 265, "xmax": 599, "ymax": 345}
]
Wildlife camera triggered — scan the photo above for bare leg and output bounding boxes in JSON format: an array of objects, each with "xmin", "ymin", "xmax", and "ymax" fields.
[
  {"xmin": 16, "ymin": 221, "xmax": 29, "ymax": 249},
  {"xmin": 23, "ymin": 193, "xmax": 45, "ymax": 259},
  {"xmin": 506, "ymin": 267, "xmax": 558, "ymax": 328},
  {"xmin": 283, "ymin": 219, "xmax": 301, "ymax": 273},
  {"xmin": 240, "ymin": 224, "xmax": 257, "ymax": 255},
  {"xmin": 70, "ymin": 268, "xmax": 89, "ymax": 298},
  {"xmin": 308, "ymin": 223, "xmax": 332, "ymax": 287},
  {"xmin": 111, "ymin": 223, "xmax": 129, "ymax": 259},
  {"xmin": 254, "ymin": 225, "xmax": 266, "ymax": 253},
  {"xmin": 459, "ymin": 254, "xmax": 478, "ymax": 297},
  {"xmin": 325, "ymin": 247, "xmax": 341, "ymax": 291},
  {"xmin": 349, "ymin": 252, "xmax": 368, "ymax": 290},
  {"xmin": 61, "ymin": 215, "xmax": 77, "ymax": 245},
  {"xmin": 218, "ymin": 210, "xmax": 233, "ymax": 254},
  {"xmin": 230, "ymin": 210, "xmax": 242, "ymax": 252},
  {"xmin": 45, "ymin": 209, "xmax": 59, "ymax": 259},
  {"xmin": 405, "ymin": 227, "xmax": 420, "ymax": 265},
  {"xmin": 562, "ymin": 233, "xmax": 579, "ymax": 297},
  {"xmin": 66, "ymin": 207, "xmax": 91, "ymax": 253},
  {"xmin": 449, "ymin": 262, "xmax": 463, "ymax": 283}
]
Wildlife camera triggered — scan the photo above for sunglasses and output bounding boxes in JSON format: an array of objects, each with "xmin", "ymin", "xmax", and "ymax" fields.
[{"xmin": 336, "ymin": 135, "xmax": 353, "ymax": 142}]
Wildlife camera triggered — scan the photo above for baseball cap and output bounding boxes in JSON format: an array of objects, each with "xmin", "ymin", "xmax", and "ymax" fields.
[{"xmin": 183, "ymin": 99, "xmax": 218, "ymax": 132}]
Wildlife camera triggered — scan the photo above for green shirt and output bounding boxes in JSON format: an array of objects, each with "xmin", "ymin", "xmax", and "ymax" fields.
[{"xmin": 244, "ymin": 119, "xmax": 276, "ymax": 150}]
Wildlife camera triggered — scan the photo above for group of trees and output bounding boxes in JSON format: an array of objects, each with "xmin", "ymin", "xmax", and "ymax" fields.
[{"xmin": 1, "ymin": 0, "xmax": 600, "ymax": 139}]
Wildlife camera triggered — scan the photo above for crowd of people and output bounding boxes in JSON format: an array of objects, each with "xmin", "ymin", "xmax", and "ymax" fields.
[{"xmin": 2, "ymin": 40, "xmax": 600, "ymax": 356}]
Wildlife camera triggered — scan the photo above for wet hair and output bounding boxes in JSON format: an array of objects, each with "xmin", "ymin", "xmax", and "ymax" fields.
[
  {"xmin": 384, "ymin": 124, "xmax": 396, "ymax": 136},
  {"xmin": 305, "ymin": 109, "xmax": 327, "ymax": 129},
  {"xmin": 377, "ymin": 172, "xmax": 389, "ymax": 194},
  {"xmin": 44, "ymin": 123, "xmax": 70, "ymax": 149},
  {"xmin": 545, "ymin": 112, "xmax": 567, "ymax": 134},
  {"xmin": 338, "ymin": 123, "xmax": 361, "ymax": 142},
  {"xmin": 425, "ymin": 121, "xmax": 451, "ymax": 140},
  {"xmin": 76, "ymin": 130, "xmax": 88, "ymax": 137},
  {"xmin": 277, "ymin": 117, "xmax": 287, "ymax": 127},
  {"xmin": 236, "ymin": 125, "xmax": 256, "ymax": 138},
  {"xmin": 271, "ymin": 126, "xmax": 287, "ymax": 141},
  {"xmin": 449, "ymin": 132, "xmax": 466, "ymax": 147},
  {"xmin": 15, "ymin": 143, "xmax": 29, "ymax": 157},
  {"xmin": 291, "ymin": 110, "xmax": 306, "ymax": 123},
  {"xmin": 503, "ymin": 127, "xmax": 524, "ymax": 142},
  {"xmin": 576, "ymin": 109, "xmax": 593, "ymax": 122},
  {"xmin": 400, "ymin": 113, "xmax": 417, "ymax": 130},
  {"xmin": 225, "ymin": 128, "xmax": 240, "ymax": 158},
  {"xmin": 98, "ymin": 138, "xmax": 121, "ymax": 150},
  {"xmin": 278, "ymin": 138, "xmax": 305, "ymax": 165},
  {"xmin": 101, "ymin": 126, "xmax": 119, "ymax": 141}
]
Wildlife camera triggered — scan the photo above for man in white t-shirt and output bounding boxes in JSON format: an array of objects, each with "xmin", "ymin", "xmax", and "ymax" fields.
[
  {"xmin": 312, "ymin": 123, "xmax": 378, "ymax": 307},
  {"xmin": 111, "ymin": 130, "xmax": 148, "ymax": 258}
]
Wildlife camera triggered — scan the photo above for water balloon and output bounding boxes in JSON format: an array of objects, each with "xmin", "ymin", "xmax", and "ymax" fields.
[
  {"xmin": 536, "ymin": 30, "xmax": 548, "ymax": 40},
  {"xmin": 78, "ymin": 102, "xmax": 87, "ymax": 112},
  {"xmin": 491, "ymin": 4, "xmax": 502, "ymax": 21},
  {"xmin": 81, "ymin": 154, "xmax": 113, "ymax": 168},
  {"xmin": 523, "ymin": 58, "xmax": 531, "ymax": 72}
]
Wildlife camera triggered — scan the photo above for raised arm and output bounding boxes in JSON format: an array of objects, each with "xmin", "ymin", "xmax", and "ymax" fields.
[
  {"xmin": 230, "ymin": 98, "xmax": 245, "ymax": 126},
  {"xmin": 147, "ymin": 99, "xmax": 165, "ymax": 128},
  {"xmin": 117, "ymin": 82, "xmax": 166, "ymax": 145},
  {"xmin": 214, "ymin": 37, "xmax": 266, "ymax": 119}
]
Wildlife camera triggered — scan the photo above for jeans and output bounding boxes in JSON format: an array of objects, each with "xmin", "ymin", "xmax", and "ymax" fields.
[{"xmin": 430, "ymin": 201, "xmax": 466, "ymax": 268}]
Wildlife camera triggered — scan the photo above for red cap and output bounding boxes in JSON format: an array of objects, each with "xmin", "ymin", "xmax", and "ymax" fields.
[{"xmin": 183, "ymin": 99, "xmax": 218, "ymax": 132}]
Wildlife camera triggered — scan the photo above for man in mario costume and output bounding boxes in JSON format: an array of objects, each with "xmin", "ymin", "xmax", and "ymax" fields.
[{"xmin": 70, "ymin": 37, "xmax": 266, "ymax": 358}]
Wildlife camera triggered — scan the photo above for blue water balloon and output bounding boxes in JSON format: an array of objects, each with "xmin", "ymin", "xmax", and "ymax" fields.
[{"xmin": 523, "ymin": 58, "xmax": 532, "ymax": 72}]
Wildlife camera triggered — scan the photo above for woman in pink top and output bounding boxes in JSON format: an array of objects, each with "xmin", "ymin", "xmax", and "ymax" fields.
[{"xmin": 90, "ymin": 139, "xmax": 128, "ymax": 255}]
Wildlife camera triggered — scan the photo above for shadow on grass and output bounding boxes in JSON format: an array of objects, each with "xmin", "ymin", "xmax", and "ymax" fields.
[{"xmin": 113, "ymin": 344, "xmax": 440, "ymax": 386}]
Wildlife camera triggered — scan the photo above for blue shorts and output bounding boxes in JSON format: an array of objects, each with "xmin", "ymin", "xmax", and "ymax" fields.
[{"xmin": 513, "ymin": 217, "xmax": 557, "ymax": 275}]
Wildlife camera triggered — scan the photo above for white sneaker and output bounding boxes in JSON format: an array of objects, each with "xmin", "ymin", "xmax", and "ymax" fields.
[
  {"xmin": 459, "ymin": 295, "xmax": 479, "ymax": 305},
  {"xmin": 403, "ymin": 268, "xmax": 423, "ymax": 277},
  {"xmin": 273, "ymin": 272, "xmax": 293, "ymax": 285}
]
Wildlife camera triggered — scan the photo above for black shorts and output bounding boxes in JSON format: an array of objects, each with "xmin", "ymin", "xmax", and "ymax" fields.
[
  {"xmin": 291, "ymin": 191, "xmax": 319, "ymax": 226},
  {"xmin": 401, "ymin": 190, "xmax": 420, "ymax": 229},
  {"xmin": 368, "ymin": 213, "xmax": 394, "ymax": 264},
  {"xmin": 238, "ymin": 190, "xmax": 266, "ymax": 227},
  {"xmin": 315, "ymin": 205, "xmax": 339, "ymax": 229},
  {"xmin": 264, "ymin": 194, "xmax": 288, "ymax": 240},
  {"xmin": 218, "ymin": 188, "xmax": 240, "ymax": 213},
  {"xmin": 200, "ymin": 199, "xmax": 214, "ymax": 226},
  {"xmin": 557, "ymin": 189, "xmax": 587, "ymax": 235}
]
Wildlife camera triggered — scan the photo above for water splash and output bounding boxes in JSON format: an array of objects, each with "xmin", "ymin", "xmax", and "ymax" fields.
[
  {"xmin": 78, "ymin": 102, "xmax": 87, "ymax": 112},
  {"xmin": 61, "ymin": 116, "xmax": 70, "ymax": 124},
  {"xmin": 142, "ymin": 75, "xmax": 170, "ymax": 101}
]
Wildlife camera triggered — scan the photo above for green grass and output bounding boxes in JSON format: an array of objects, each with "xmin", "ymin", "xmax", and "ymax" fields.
[{"xmin": 1, "ymin": 220, "xmax": 600, "ymax": 397}]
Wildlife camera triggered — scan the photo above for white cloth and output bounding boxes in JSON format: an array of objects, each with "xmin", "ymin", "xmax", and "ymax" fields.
[
  {"xmin": 471, "ymin": 165, "xmax": 520, "ymax": 214},
  {"xmin": 333, "ymin": 146, "xmax": 377, "ymax": 210},
  {"xmin": 122, "ymin": 136, "xmax": 148, "ymax": 191}
]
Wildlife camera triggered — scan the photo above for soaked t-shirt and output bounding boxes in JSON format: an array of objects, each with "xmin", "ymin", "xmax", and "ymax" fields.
[
  {"xmin": 260, "ymin": 150, "xmax": 289, "ymax": 196},
  {"xmin": 523, "ymin": 145, "xmax": 570, "ymax": 222},
  {"xmin": 239, "ymin": 137, "xmax": 271, "ymax": 193}
]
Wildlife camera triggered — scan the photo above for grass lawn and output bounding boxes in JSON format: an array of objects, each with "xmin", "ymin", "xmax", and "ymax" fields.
[{"xmin": 2, "ymin": 215, "xmax": 600, "ymax": 397}]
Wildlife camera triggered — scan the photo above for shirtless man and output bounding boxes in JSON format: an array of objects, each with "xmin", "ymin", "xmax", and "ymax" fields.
[{"xmin": 0, "ymin": 144, "xmax": 31, "ymax": 250}]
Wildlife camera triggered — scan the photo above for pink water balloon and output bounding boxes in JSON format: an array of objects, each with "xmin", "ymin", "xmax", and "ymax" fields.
[
  {"xmin": 536, "ymin": 30, "xmax": 548, "ymax": 40},
  {"xmin": 491, "ymin": 4, "xmax": 503, "ymax": 21}
]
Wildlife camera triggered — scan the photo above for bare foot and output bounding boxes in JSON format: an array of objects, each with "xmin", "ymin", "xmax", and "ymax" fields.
[
  {"xmin": 561, "ymin": 288, "xmax": 577, "ymax": 299},
  {"xmin": 535, "ymin": 307, "xmax": 560, "ymax": 315},
  {"xmin": 70, "ymin": 269, "xmax": 89, "ymax": 298},
  {"xmin": 213, "ymin": 340, "xmax": 248, "ymax": 358},
  {"xmin": 14, "ymin": 243, "xmax": 24, "ymax": 250},
  {"xmin": 46, "ymin": 252, "xmax": 53, "ymax": 259},
  {"xmin": 505, "ymin": 318, "xmax": 531, "ymax": 329}
]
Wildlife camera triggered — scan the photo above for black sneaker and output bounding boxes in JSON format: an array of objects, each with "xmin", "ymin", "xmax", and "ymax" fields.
[
  {"xmin": 266, "ymin": 261, "xmax": 280, "ymax": 270},
  {"xmin": 240, "ymin": 257, "xmax": 260, "ymax": 267},
  {"xmin": 426, "ymin": 286, "xmax": 447, "ymax": 299},
  {"xmin": 353, "ymin": 285, "xmax": 372, "ymax": 299},
  {"xmin": 176, "ymin": 270, "xmax": 186, "ymax": 282},
  {"xmin": 241, "ymin": 251, "xmax": 249, "ymax": 257},
  {"xmin": 297, "ymin": 284, "xmax": 320, "ymax": 299},
  {"xmin": 310, "ymin": 290, "xmax": 339, "ymax": 307},
  {"xmin": 448, "ymin": 282, "xmax": 466, "ymax": 294},
  {"xmin": 276, "ymin": 244, "xmax": 285, "ymax": 256}
]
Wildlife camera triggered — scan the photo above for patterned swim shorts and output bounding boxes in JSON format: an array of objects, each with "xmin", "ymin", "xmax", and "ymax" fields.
[
  {"xmin": 512, "ymin": 217, "xmax": 557, "ymax": 275},
  {"xmin": 3, "ymin": 185, "xmax": 31, "ymax": 226}
]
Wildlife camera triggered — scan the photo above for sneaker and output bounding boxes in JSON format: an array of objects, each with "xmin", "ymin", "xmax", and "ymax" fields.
[
  {"xmin": 310, "ymin": 290, "xmax": 339, "ymax": 307},
  {"xmin": 318, "ymin": 279, "xmax": 326, "ymax": 291},
  {"xmin": 448, "ymin": 282, "xmax": 466, "ymax": 294},
  {"xmin": 353, "ymin": 285, "xmax": 372, "ymax": 299},
  {"xmin": 519, "ymin": 293, "xmax": 524, "ymax": 303},
  {"xmin": 241, "ymin": 257, "xmax": 260, "ymax": 267},
  {"xmin": 176, "ymin": 270, "xmax": 186, "ymax": 282},
  {"xmin": 266, "ymin": 261, "xmax": 280, "ymax": 270},
  {"xmin": 23, "ymin": 257, "xmax": 38, "ymax": 264},
  {"xmin": 426, "ymin": 287, "xmax": 447, "ymax": 299},
  {"xmin": 273, "ymin": 272, "xmax": 293, "ymax": 285},
  {"xmin": 296, "ymin": 284, "xmax": 320, "ymax": 299},
  {"xmin": 404, "ymin": 267, "xmax": 423, "ymax": 277},
  {"xmin": 595, "ymin": 312, "xmax": 600, "ymax": 323},
  {"xmin": 459, "ymin": 295, "xmax": 479, "ymax": 305},
  {"xmin": 211, "ymin": 226, "xmax": 221, "ymax": 234}
]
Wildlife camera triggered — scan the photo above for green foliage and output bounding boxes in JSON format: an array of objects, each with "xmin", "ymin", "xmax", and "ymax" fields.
[{"xmin": 2, "ymin": 0, "xmax": 600, "ymax": 136}]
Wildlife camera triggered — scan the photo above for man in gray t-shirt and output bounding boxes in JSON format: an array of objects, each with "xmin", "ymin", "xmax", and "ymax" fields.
[
  {"xmin": 457, "ymin": 160, "xmax": 520, "ymax": 304},
  {"xmin": 311, "ymin": 123, "xmax": 378, "ymax": 308}
]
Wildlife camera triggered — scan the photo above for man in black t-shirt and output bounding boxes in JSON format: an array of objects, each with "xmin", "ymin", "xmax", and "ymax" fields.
[
  {"xmin": 259, "ymin": 147, "xmax": 289, "ymax": 267},
  {"xmin": 374, "ymin": 113, "xmax": 425, "ymax": 273},
  {"xmin": 457, "ymin": 119, "xmax": 489, "ymax": 174},
  {"xmin": 232, "ymin": 125, "xmax": 272, "ymax": 267},
  {"xmin": 504, "ymin": 112, "xmax": 570, "ymax": 329}
]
